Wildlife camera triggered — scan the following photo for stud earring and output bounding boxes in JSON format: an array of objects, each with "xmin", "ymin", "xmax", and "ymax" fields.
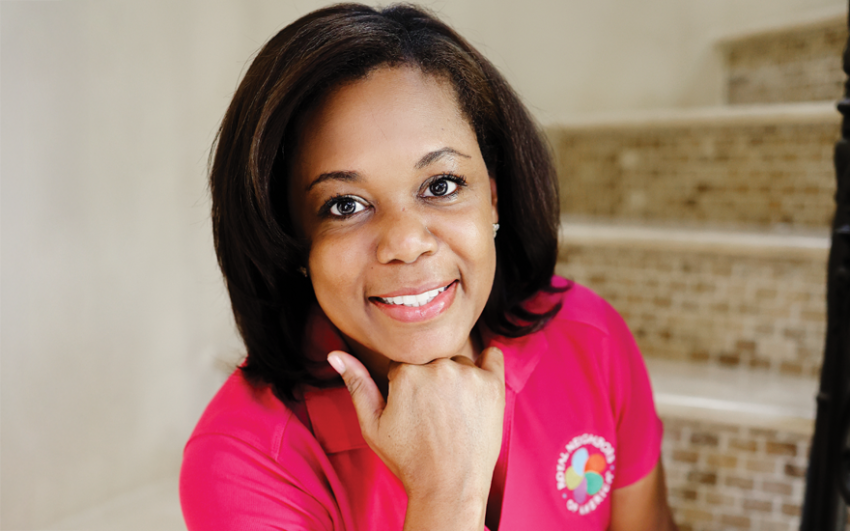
[
  {"xmin": 298, "ymin": 266, "xmax": 308, "ymax": 278},
  {"xmin": 493, "ymin": 223, "xmax": 500, "ymax": 238}
]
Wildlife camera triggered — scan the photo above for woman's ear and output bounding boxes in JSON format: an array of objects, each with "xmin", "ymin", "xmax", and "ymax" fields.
[{"xmin": 489, "ymin": 176, "xmax": 499, "ymax": 224}]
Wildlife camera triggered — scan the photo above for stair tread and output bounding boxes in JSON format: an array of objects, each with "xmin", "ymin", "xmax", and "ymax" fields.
[
  {"xmin": 647, "ymin": 358, "xmax": 818, "ymax": 434},
  {"xmin": 715, "ymin": 5, "xmax": 847, "ymax": 45},
  {"xmin": 559, "ymin": 217, "xmax": 830, "ymax": 257},
  {"xmin": 48, "ymin": 477, "xmax": 184, "ymax": 530},
  {"xmin": 543, "ymin": 101, "xmax": 838, "ymax": 130}
]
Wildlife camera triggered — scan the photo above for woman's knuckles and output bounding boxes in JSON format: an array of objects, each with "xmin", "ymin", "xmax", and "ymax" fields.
[{"xmin": 367, "ymin": 359, "xmax": 504, "ymax": 469}]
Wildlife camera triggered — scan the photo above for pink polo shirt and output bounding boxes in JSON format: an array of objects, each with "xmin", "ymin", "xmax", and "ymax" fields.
[{"xmin": 180, "ymin": 278, "xmax": 663, "ymax": 530}]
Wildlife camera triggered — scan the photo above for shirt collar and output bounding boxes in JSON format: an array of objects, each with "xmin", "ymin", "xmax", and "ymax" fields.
[
  {"xmin": 301, "ymin": 306, "xmax": 368, "ymax": 453},
  {"xmin": 481, "ymin": 322, "xmax": 548, "ymax": 394}
]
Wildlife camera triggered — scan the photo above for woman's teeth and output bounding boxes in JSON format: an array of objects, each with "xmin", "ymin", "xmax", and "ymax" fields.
[{"xmin": 378, "ymin": 285, "xmax": 448, "ymax": 307}]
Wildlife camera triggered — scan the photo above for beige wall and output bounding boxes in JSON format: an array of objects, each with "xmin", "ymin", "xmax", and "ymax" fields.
[
  {"xmin": 225, "ymin": 0, "xmax": 850, "ymax": 120},
  {"xmin": 1, "ymin": 0, "xmax": 845, "ymax": 528},
  {"xmin": 1, "ymin": 1, "xmax": 252, "ymax": 527}
]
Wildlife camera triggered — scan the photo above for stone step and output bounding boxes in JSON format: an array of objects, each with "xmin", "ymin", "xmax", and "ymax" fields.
[
  {"xmin": 648, "ymin": 359, "xmax": 817, "ymax": 530},
  {"xmin": 545, "ymin": 102, "xmax": 840, "ymax": 230},
  {"xmin": 718, "ymin": 12, "xmax": 847, "ymax": 105},
  {"xmin": 47, "ymin": 476, "xmax": 185, "ymax": 530},
  {"xmin": 556, "ymin": 218, "xmax": 830, "ymax": 377},
  {"xmin": 649, "ymin": 359, "xmax": 815, "ymax": 530},
  {"xmin": 649, "ymin": 359, "xmax": 816, "ymax": 436}
]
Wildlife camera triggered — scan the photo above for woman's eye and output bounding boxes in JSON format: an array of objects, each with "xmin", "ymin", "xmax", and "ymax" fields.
[
  {"xmin": 329, "ymin": 197, "xmax": 365, "ymax": 217},
  {"xmin": 424, "ymin": 178, "xmax": 459, "ymax": 197}
]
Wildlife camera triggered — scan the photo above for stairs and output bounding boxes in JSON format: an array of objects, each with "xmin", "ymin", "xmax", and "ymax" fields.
[
  {"xmin": 722, "ymin": 16, "xmax": 847, "ymax": 105},
  {"xmin": 549, "ymin": 12, "xmax": 847, "ymax": 531},
  {"xmin": 558, "ymin": 220, "xmax": 828, "ymax": 378},
  {"xmin": 549, "ymin": 104, "xmax": 838, "ymax": 228}
]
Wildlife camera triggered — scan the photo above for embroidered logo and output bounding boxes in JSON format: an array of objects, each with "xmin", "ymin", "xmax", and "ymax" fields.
[{"xmin": 555, "ymin": 433, "xmax": 615, "ymax": 515}]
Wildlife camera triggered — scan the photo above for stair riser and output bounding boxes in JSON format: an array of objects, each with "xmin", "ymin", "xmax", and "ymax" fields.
[
  {"xmin": 556, "ymin": 245, "xmax": 826, "ymax": 377},
  {"xmin": 661, "ymin": 416, "xmax": 810, "ymax": 531},
  {"xmin": 728, "ymin": 58, "xmax": 846, "ymax": 106},
  {"xmin": 548, "ymin": 120, "xmax": 839, "ymax": 229},
  {"xmin": 724, "ymin": 19, "xmax": 847, "ymax": 105}
]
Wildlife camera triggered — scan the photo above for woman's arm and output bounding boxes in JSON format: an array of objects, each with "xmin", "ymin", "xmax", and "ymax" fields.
[
  {"xmin": 328, "ymin": 348, "xmax": 505, "ymax": 531},
  {"xmin": 609, "ymin": 460, "xmax": 678, "ymax": 531}
]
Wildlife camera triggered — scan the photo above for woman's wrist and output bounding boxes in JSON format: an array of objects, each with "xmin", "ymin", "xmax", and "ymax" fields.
[{"xmin": 403, "ymin": 488, "xmax": 488, "ymax": 531}]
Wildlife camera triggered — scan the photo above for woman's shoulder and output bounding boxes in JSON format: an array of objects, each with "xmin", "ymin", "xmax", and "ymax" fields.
[
  {"xmin": 184, "ymin": 369, "xmax": 306, "ymax": 459},
  {"xmin": 531, "ymin": 275, "xmax": 624, "ymax": 339},
  {"xmin": 180, "ymin": 371, "xmax": 341, "ymax": 529},
  {"xmin": 497, "ymin": 277, "xmax": 634, "ymax": 383}
]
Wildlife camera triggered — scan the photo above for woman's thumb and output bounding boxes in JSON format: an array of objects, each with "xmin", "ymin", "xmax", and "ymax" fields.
[{"xmin": 327, "ymin": 351, "xmax": 385, "ymax": 436}]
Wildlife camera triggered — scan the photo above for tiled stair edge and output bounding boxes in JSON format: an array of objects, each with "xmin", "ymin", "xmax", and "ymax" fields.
[
  {"xmin": 541, "ymin": 101, "xmax": 838, "ymax": 131},
  {"xmin": 558, "ymin": 218, "xmax": 822, "ymax": 434},
  {"xmin": 557, "ymin": 220, "xmax": 828, "ymax": 378},
  {"xmin": 558, "ymin": 217, "xmax": 830, "ymax": 260},
  {"xmin": 714, "ymin": 6, "xmax": 847, "ymax": 48},
  {"xmin": 648, "ymin": 359, "xmax": 817, "ymax": 436}
]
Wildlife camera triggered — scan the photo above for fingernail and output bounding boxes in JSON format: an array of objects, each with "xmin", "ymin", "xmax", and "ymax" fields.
[{"xmin": 327, "ymin": 354, "xmax": 345, "ymax": 375}]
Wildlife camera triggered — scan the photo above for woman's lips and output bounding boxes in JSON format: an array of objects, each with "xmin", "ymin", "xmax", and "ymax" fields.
[{"xmin": 370, "ymin": 280, "xmax": 457, "ymax": 323}]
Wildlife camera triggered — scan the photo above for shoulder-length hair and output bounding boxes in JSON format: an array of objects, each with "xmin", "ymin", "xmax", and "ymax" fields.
[{"xmin": 211, "ymin": 3, "xmax": 565, "ymax": 401}]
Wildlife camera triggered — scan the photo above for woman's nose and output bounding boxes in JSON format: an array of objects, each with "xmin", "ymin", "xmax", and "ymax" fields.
[{"xmin": 375, "ymin": 209, "xmax": 438, "ymax": 264}]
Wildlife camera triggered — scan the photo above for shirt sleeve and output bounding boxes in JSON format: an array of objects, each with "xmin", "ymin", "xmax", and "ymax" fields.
[
  {"xmin": 180, "ymin": 433, "xmax": 336, "ymax": 531},
  {"xmin": 602, "ymin": 301, "xmax": 663, "ymax": 489}
]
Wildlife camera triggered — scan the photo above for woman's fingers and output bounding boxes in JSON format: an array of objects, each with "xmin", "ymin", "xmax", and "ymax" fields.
[
  {"xmin": 330, "ymin": 347, "xmax": 506, "ymax": 506},
  {"xmin": 328, "ymin": 351, "xmax": 385, "ymax": 437}
]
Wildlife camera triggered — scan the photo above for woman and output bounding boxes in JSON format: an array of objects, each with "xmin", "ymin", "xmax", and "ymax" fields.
[{"xmin": 180, "ymin": 4, "xmax": 678, "ymax": 530}]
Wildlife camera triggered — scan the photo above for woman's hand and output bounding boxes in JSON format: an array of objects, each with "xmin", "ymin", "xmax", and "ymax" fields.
[{"xmin": 327, "ymin": 348, "xmax": 505, "ymax": 531}]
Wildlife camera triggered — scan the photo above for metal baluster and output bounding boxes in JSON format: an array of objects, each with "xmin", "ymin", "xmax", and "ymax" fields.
[{"xmin": 799, "ymin": 5, "xmax": 850, "ymax": 528}]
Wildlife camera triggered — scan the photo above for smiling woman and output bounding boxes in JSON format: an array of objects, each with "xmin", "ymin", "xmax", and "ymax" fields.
[
  {"xmin": 180, "ymin": 4, "xmax": 677, "ymax": 531},
  {"xmin": 291, "ymin": 66, "xmax": 498, "ymax": 379}
]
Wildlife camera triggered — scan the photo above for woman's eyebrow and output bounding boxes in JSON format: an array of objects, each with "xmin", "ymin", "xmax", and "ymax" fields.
[
  {"xmin": 306, "ymin": 170, "xmax": 359, "ymax": 192},
  {"xmin": 306, "ymin": 148, "xmax": 470, "ymax": 191},
  {"xmin": 415, "ymin": 147, "xmax": 470, "ymax": 169}
]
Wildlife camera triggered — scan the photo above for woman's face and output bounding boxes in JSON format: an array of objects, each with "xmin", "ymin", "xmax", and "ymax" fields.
[{"xmin": 290, "ymin": 66, "xmax": 498, "ymax": 373}]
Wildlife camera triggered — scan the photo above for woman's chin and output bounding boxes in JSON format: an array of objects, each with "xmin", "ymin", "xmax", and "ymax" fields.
[{"xmin": 376, "ymin": 334, "xmax": 475, "ymax": 366}]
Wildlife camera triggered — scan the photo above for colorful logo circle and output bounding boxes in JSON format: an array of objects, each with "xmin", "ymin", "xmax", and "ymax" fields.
[
  {"xmin": 555, "ymin": 433, "xmax": 615, "ymax": 515},
  {"xmin": 565, "ymin": 447, "xmax": 606, "ymax": 503}
]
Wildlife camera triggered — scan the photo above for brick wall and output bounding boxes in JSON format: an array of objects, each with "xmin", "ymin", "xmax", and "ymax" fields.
[
  {"xmin": 661, "ymin": 417, "xmax": 812, "ymax": 531},
  {"xmin": 556, "ymin": 245, "xmax": 826, "ymax": 377},
  {"xmin": 725, "ymin": 18, "xmax": 847, "ymax": 105},
  {"xmin": 547, "ymin": 120, "xmax": 839, "ymax": 229}
]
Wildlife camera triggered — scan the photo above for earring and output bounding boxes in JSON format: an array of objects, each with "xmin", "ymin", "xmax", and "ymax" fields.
[
  {"xmin": 298, "ymin": 266, "xmax": 308, "ymax": 278},
  {"xmin": 493, "ymin": 223, "xmax": 500, "ymax": 238}
]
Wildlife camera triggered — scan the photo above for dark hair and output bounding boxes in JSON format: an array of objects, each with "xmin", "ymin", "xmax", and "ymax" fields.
[{"xmin": 210, "ymin": 3, "xmax": 567, "ymax": 401}]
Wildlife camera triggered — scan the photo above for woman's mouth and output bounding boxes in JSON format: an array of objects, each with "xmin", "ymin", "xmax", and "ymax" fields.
[
  {"xmin": 370, "ymin": 281, "xmax": 458, "ymax": 322},
  {"xmin": 375, "ymin": 284, "xmax": 448, "ymax": 307}
]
